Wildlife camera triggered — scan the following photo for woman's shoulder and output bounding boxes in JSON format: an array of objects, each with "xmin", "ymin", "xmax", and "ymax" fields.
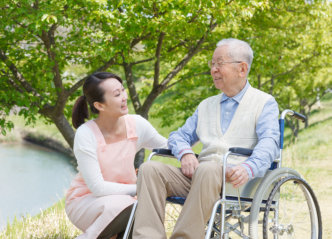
[
  {"xmin": 127, "ymin": 114, "xmax": 147, "ymax": 125},
  {"xmin": 127, "ymin": 114, "xmax": 154, "ymax": 137},
  {"xmin": 128, "ymin": 114, "xmax": 143, "ymax": 120},
  {"xmin": 76, "ymin": 121, "xmax": 94, "ymax": 135},
  {"xmin": 74, "ymin": 121, "xmax": 97, "ymax": 150},
  {"xmin": 74, "ymin": 121, "xmax": 97, "ymax": 143}
]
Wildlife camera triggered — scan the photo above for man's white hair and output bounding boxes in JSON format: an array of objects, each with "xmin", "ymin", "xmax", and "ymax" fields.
[{"xmin": 216, "ymin": 38, "xmax": 253, "ymax": 75}]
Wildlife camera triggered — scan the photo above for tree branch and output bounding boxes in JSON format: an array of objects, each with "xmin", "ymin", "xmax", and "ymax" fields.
[
  {"xmin": 130, "ymin": 33, "xmax": 151, "ymax": 48},
  {"xmin": 66, "ymin": 54, "xmax": 120, "ymax": 96},
  {"xmin": 153, "ymin": 32, "xmax": 165, "ymax": 88},
  {"xmin": 187, "ymin": 8, "xmax": 202, "ymax": 23},
  {"xmin": 131, "ymin": 57, "xmax": 155, "ymax": 65},
  {"xmin": 122, "ymin": 53, "xmax": 141, "ymax": 112},
  {"xmin": 0, "ymin": 50, "xmax": 42, "ymax": 98},
  {"xmin": 0, "ymin": 70, "xmax": 24, "ymax": 94},
  {"xmin": 32, "ymin": 0, "xmax": 39, "ymax": 9},
  {"xmin": 165, "ymin": 71, "xmax": 210, "ymax": 90},
  {"xmin": 160, "ymin": 21, "xmax": 217, "ymax": 87},
  {"xmin": 226, "ymin": 0, "xmax": 236, "ymax": 5},
  {"xmin": 167, "ymin": 40, "xmax": 187, "ymax": 53},
  {"xmin": 66, "ymin": 77, "xmax": 86, "ymax": 97},
  {"xmin": 261, "ymin": 51, "xmax": 320, "ymax": 88},
  {"xmin": 139, "ymin": 19, "xmax": 218, "ymax": 115},
  {"xmin": 96, "ymin": 54, "xmax": 119, "ymax": 72},
  {"xmin": 7, "ymin": 77, "xmax": 24, "ymax": 93},
  {"xmin": 40, "ymin": 24, "xmax": 63, "ymax": 92}
]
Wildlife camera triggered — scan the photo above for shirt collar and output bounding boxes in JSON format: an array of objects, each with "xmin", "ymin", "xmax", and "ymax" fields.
[{"xmin": 221, "ymin": 81, "xmax": 250, "ymax": 103}]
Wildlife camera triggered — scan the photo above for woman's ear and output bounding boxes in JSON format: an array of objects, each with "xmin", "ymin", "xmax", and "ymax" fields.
[{"xmin": 93, "ymin": 101, "xmax": 104, "ymax": 112}]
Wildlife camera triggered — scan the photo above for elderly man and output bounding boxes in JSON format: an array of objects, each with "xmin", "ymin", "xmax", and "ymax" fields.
[{"xmin": 133, "ymin": 38, "xmax": 280, "ymax": 239}]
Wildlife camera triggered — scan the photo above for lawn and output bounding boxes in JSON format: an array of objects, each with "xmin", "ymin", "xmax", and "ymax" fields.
[{"xmin": 1, "ymin": 94, "xmax": 332, "ymax": 238}]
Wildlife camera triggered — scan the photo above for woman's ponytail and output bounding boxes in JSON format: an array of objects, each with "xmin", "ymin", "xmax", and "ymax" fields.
[
  {"xmin": 72, "ymin": 95, "xmax": 89, "ymax": 129},
  {"xmin": 72, "ymin": 72, "xmax": 123, "ymax": 129}
]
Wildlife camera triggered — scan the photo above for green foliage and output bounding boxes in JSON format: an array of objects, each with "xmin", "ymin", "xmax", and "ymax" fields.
[
  {"xmin": 0, "ymin": 0, "xmax": 331, "ymax": 144},
  {"xmin": 152, "ymin": 0, "xmax": 332, "ymax": 130}
]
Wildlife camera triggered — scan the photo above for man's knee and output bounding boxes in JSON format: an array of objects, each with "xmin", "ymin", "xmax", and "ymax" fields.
[
  {"xmin": 194, "ymin": 161, "xmax": 222, "ymax": 181},
  {"xmin": 138, "ymin": 161, "xmax": 165, "ymax": 178}
]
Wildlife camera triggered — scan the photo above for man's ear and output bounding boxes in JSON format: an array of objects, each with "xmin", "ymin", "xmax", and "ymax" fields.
[
  {"xmin": 93, "ymin": 101, "xmax": 104, "ymax": 112},
  {"xmin": 239, "ymin": 62, "xmax": 248, "ymax": 77}
]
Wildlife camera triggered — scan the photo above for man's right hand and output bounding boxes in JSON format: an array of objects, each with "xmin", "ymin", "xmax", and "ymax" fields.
[
  {"xmin": 225, "ymin": 165, "xmax": 249, "ymax": 188},
  {"xmin": 180, "ymin": 153, "xmax": 199, "ymax": 179}
]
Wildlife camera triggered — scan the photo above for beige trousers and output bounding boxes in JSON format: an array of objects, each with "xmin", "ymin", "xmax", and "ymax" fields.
[{"xmin": 133, "ymin": 161, "xmax": 223, "ymax": 239}]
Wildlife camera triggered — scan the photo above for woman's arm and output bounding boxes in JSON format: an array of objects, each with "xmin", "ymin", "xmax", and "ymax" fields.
[
  {"xmin": 134, "ymin": 115, "xmax": 168, "ymax": 150},
  {"xmin": 74, "ymin": 124, "xmax": 136, "ymax": 197}
]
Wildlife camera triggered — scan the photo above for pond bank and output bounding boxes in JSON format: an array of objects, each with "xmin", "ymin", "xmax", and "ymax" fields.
[
  {"xmin": 23, "ymin": 132, "xmax": 76, "ymax": 167},
  {"xmin": 0, "ymin": 128, "xmax": 77, "ymax": 167},
  {"xmin": 0, "ymin": 142, "xmax": 77, "ymax": 230}
]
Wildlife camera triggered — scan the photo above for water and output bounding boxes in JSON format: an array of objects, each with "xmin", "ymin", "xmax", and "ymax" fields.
[{"xmin": 0, "ymin": 142, "xmax": 76, "ymax": 229}]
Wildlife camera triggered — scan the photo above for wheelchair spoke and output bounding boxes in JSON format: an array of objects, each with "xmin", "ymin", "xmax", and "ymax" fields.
[
  {"xmin": 263, "ymin": 176, "xmax": 321, "ymax": 239},
  {"xmin": 165, "ymin": 203, "xmax": 182, "ymax": 236}
]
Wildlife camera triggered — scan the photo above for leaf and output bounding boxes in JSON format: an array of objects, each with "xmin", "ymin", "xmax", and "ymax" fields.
[{"xmin": 41, "ymin": 14, "xmax": 49, "ymax": 22}]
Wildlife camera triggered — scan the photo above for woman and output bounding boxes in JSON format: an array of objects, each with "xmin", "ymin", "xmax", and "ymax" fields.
[{"xmin": 65, "ymin": 72, "xmax": 167, "ymax": 239}]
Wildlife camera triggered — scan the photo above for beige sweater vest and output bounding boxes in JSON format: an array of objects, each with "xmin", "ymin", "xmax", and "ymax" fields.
[{"xmin": 196, "ymin": 86, "xmax": 272, "ymax": 164}]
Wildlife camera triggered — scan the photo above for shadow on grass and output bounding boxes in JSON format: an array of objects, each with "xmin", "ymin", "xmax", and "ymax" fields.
[
  {"xmin": 306, "ymin": 115, "xmax": 332, "ymax": 130},
  {"xmin": 283, "ymin": 115, "xmax": 332, "ymax": 148}
]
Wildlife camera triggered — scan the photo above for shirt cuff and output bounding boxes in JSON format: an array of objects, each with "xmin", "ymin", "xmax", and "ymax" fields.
[
  {"xmin": 242, "ymin": 162, "xmax": 254, "ymax": 180},
  {"xmin": 177, "ymin": 148, "xmax": 195, "ymax": 161}
]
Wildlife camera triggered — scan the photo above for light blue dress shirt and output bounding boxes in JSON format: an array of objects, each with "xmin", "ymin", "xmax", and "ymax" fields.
[{"xmin": 168, "ymin": 81, "xmax": 280, "ymax": 179}]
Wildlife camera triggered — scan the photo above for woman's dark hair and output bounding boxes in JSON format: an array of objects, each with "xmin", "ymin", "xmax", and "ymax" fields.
[{"xmin": 72, "ymin": 72, "xmax": 123, "ymax": 129}]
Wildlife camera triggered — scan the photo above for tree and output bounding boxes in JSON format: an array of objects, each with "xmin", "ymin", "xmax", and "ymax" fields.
[
  {"xmin": 0, "ymin": 0, "xmax": 266, "ymax": 165},
  {"xmin": 248, "ymin": 0, "xmax": 332, "ymax": 136},
  {"xmin": 153, "ymin": 0, "xmax": 332, "ymax": 139},
  {"xmin": 1, "ymin": 0, "xmax": 330, "ymax": 163}
]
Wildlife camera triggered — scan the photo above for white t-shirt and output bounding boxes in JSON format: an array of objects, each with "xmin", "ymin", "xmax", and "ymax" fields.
[{"xmin": 74, "ymin": 114, "xmax": 167, "ymax": 197}]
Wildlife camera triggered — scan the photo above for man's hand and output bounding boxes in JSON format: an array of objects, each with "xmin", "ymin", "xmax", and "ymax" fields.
[
  {"xmin": 226, "ymin": 165, "xmax": 249, "ymax": 188},
  {"xmin": 180, "ymin": 153, "xmax": 199, "ymax": 179}
]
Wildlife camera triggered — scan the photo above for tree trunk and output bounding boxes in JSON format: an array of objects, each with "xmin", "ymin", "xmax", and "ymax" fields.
[
  {"xmin": 257, "ymin": 74, "xmax": 261, "ymax": 89},
  {"xmin": 52, "ymin": 113, "xmax": 75, "ymax": 149},
  {"xmin": 285, "ymin": 118, "xmax": 299, "ymax": 144},
  {"xmin": 304, "ymin": 108, "xmax": 310, "ymax": 128}
]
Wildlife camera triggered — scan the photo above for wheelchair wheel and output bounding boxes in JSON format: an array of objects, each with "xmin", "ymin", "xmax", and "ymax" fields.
[
  {"xmin": 249, "ymin": 168, "xmax": 301, "ymax": 239},
  {"xmin": 165, "ymin": 202, "xmax": 219, "ymax": 239},
  {"xmin": 165, "ymin": 203, "xmax": 182, "ymax": 237},
  {"xmin": 263, "ymin": 176, "xmax": 322, "ymax": 239}
]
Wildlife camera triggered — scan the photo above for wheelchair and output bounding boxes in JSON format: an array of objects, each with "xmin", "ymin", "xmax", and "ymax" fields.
[{"xmin": 124, "ymin": 109, "xmax": 322, "ymax": 239}]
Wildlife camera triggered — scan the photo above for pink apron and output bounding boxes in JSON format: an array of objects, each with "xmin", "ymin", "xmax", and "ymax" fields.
[{"xmin": 65, "ymin": 115, "xmax": 137, "ymax": 239}]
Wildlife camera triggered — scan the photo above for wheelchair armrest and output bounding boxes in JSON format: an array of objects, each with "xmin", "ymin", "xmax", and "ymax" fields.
[
  {"xmin": 152, "ymin": 148, "xmax": 174, "ymax": 156},
  {"xmin": 229, "ymin": 147, "xmax": 253, "ymax": 157},
  {"xmin": 152, "ymin": 148, "xmax": 199, "ymax": 158}
]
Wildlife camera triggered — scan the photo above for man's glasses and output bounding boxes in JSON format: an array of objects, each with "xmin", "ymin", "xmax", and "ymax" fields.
[{"xmin": 208, "ymin": 60, "xmax": 242, "ymax": 69}]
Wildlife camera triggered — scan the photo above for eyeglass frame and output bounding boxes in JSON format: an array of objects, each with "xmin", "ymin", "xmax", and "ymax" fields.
[{"xmin": 208, "ymin": 60, "xmax": 243, "ymax": 69}]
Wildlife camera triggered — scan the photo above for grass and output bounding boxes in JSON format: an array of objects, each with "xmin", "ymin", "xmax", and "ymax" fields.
[
  {"xmin": 0, "ymin": 199, "xmax": 80, "ymax": 239},
  {"xmin": 1, "ymin": 94, "xmax": 332, "ymax": 238},
  {"xmin": 0, "ymin": 115, "xmax": 67, "ymax": 146},
  {"xmin": 281, "ymin": 96, "xmax": 332, "ymax": 239}
]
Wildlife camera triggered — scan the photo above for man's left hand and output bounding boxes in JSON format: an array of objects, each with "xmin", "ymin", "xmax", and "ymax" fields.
[{"xmin": 226, "ymin": 165, "xmax": 249, "ymax": 188}]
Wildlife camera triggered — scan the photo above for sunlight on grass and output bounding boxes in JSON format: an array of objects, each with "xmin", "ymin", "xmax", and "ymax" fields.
[
  {"xmin": 0, "ymin": 199, "xmax": 80, "ymax": 239},
  {"xmin": 1, "ymin": 115, "xmax": 66, "ymax": 145},
  {"xmin": 1, "ymin": 94, "xmax": 332, "ymax": 238}
]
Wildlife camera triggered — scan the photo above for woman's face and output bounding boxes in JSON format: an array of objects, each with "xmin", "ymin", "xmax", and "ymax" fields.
[{"xmin": 95, "ymin": 78, "xmax": 128, "ymax": 117}]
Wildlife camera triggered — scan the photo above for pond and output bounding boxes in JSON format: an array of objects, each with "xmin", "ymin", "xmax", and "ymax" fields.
[{"xmin": 0, "ymin": 142, "xmax": 76, "ymax": 229}]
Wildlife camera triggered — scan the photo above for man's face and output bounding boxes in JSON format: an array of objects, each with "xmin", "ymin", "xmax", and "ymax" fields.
[{"xmin": 210, "ymin": 46, "xmax": 247, "ymax": 97}]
